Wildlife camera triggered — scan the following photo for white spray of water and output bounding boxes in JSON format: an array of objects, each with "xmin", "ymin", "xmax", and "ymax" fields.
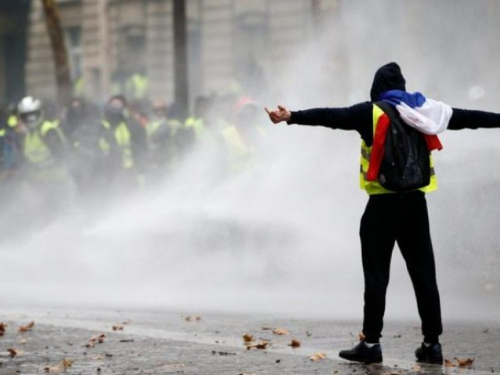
[{"xmin": 1, "ymin": 0, "xmax": 500, "ymax": 322}]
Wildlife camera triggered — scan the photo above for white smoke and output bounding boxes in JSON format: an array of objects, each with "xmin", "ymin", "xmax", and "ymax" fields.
[{"xmin": 1, "ymin": 0, "xmax": 499, "ymax": 322}]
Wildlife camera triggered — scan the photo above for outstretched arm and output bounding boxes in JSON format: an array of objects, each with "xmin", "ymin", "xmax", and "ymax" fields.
[
  {"xmin": 265, "ymin": 102, "xmax": 374, "ymax": 144},
  {"xmin": 448, "ymin": 108, "xmax": 500, "ymax": 130}
]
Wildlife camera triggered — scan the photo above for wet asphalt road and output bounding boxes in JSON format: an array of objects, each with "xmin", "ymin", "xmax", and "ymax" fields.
[{"xmin": 0, "ymin": 307, "xmax": 498, "ymax": 374}]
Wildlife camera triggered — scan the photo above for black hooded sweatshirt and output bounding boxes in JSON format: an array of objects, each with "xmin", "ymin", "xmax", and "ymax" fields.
[{"xmin": 288, "ymin": 62, "xmax": 500, "ymax": 147}]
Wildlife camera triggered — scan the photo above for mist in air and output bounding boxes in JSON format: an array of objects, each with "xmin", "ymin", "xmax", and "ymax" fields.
[{"xmin": 1, "ymin": 0, "xmax": 500, "ymax": 322}]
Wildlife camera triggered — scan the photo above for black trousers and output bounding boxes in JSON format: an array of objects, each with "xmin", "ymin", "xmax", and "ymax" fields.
[{"xmin": 360, "ymin": 191, "xmax": 442, "ymax": 343}]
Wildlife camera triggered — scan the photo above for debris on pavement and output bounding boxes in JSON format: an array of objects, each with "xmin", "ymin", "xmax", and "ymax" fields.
[
  {"xmin": 242, "ymin": 334, "xmax": 254, "ymax": 343},
  {"xmin": 7, "ymin": 348, "xmax": 18, "ymax": 358},
  {"xmin": 272, "ymin": 327, "xmax": 289, "ymax": 335},
  {"xmin": 310, "ymin": 352, "xmax": 326, "ymax": 361},
  {"xmin": 85, "ymin": 334, "xmax": 106, "ymax": 348},
  {"xmin": 18, "ymin": 321, "xmax": 35, "ymax": 332},
  {"xmin": 184, "ymin": 315, "xmax": 202, "ymax": 322},
  {"xmin": 43, "ymin": 359, "xmax": 74, "ymax": 373},
  {"xmin": 246, "ymin": 341, "xmax": 270, "ymax": 350}
]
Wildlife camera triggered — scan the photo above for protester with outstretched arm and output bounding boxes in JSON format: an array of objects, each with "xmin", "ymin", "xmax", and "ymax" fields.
[{"xmin": 265, "ymin": 62, "xmax": 500, "ymax": 365}]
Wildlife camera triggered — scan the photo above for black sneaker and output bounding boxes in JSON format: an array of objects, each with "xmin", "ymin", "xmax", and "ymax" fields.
[
  {"xmin": 415, "ymin": 343, "xmax": 443, "ymax": 364},
  {"xmin": 338, "ymin": 341, "xmax": 383, "ymax": 364}
]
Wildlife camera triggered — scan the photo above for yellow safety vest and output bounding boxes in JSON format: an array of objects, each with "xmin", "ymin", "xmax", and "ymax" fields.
[
  {"xmin": 73, "ymin": 76, "xmax": 85, "ymax": 97},
  {"xmin": 24, "ymin": 121, "xmax": 65, "ymax": 166},
  {"xmin": 185, "ymin": 116, "xmax": 204, "ymax": 140},
  {"xmin": 360, "ymin": 104, "xmax": 437, "ymax": 195},
  {"xmin": 8, "ymin": 115, "xmax": 17, "ymax": 128},
  {"xmin": 221, "ymin": 125, "xmax": 260, "ymax": 172},
  {"xmin": 99, "ymin": 120, "xmax": 134, "ymax": 169},
  {"xmin": 125, "ymin": 74, "xmax": 148, "ymax": 100},
  {"xmin": 147, "ymin": 119, "xmax": 165, "ymax": 138}
]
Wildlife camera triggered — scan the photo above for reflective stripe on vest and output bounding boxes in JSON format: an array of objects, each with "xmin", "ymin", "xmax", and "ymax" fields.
[
  {"xmin": 100, "ymin": 120, "xmax": 134, "ymax": 169},
  {"xmin": 24, "ymin": 121, "xmax": 65, "ymax": 166},
  {"xmin": 360, "ymin": 104, "xmax": 438, "ymax": 195}
]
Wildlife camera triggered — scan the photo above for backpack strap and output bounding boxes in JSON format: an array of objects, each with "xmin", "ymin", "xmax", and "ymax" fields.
[
  {"xmin": 367, "ymin": 103, "xmax": 391, "ymax": 181},
  {"xmin": 374, "ymin": 100, "xmax": 399, "ymax": 121}
]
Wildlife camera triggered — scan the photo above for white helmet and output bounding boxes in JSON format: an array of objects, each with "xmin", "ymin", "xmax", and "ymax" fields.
[{"xmin": 17, "ymin": 96, "xmax": 44, "ymax": 129}]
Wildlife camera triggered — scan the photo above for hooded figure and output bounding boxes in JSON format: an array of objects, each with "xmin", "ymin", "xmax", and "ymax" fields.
[
  {"xmin": 370, "ymin": 62, "xmax": 407, "ymax": 102},
  {"xmin": 267, "ymin": 61, "xmax": 500, "ymax": 364},
  {"xmin": 264, "ymin": 61, "xmax": 500, "ymax": 365}
]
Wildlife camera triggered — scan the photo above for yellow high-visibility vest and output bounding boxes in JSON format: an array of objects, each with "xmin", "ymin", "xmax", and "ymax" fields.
[
  {"xmin": 125, "ymin": 74, "xmax": 148, "ymax": 100},
  {"xmin": 24, "ymin": 121, "xmax": 65, "ymax": 166},
  {"xmin": 99, "ymin": 120, "xmax": 134, "ymax": 169},
  {"xmin": 360, "ymin": 104, "xmax": 437, "ymax": 195},
  {"xmin": 7, "ymin": 115, "xmax": 17, "ymax": 128},
  {"xmin": 147, "ymin": 120, "xmax": 165, "ymax": 138},
  {"xmin": 184, "ymin": 116, "xmax": 204, "ymax": 140},
  {"xmin": 221, "ymin": 125, "xmax": 252, "ymax": 172}
]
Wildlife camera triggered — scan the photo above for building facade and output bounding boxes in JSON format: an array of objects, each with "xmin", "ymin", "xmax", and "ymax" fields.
[
  {"xmin": 16, "ymin": 0, "xmax": 337, "ymax": 106},
  {"xmin": 0, "ymin": 0, "xmax": 30, "ymax": 105}
]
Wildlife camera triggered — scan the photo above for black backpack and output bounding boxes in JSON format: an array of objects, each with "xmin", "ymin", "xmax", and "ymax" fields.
[{"xmin": 375, "ymin": 101, "xmax": 431, "ymax": 192}]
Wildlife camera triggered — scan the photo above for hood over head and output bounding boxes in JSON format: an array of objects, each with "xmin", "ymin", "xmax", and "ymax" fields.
[{"xmin": 370, "ymin": 62, "xmax": 406, "ymax": 102}]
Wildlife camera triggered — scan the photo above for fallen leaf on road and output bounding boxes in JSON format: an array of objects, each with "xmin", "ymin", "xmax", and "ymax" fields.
[
  {"xmin": 358, "ymin": 332, "xmax": 366, "ymax": 341},
  {"xmin": 288, "ymin": 339, "xmax": 301, "ymax": 348},
  {"xmin": 184, "ymin": 315, "xmax": 201, "ymax": 322},
  {"xmin": 246, "ymin": 341, "xmax": 270, "ymax": 350},
  {"xmin": 444, "ymin": 359, "xmax": 455, "ymax": 367},
  {"xmin": 273, "ymin": 328, "xmax": 289, "ymax": 335},
  {"xmin": 43, "ymin": 359, "xmax": 73, "ymax": 373},
  {"xmin": 455, "ymin": 357, "xmax": 475, "ymax": 367},
  {"xmin": 112, "ymin": 324, "xmax": 124, "ymax": 331},
  {"xmin": 7, "ymin": 348, "xmax": 17, "ymax": 358},
  {"xmin": 0, "ymin": 323, "xmax": 6, "ymax": 336},
  {"xmin": 18, "ymin": 321, "xmax": 34, "ymax": 333},
  {"xmin": 17, "ymin": 338, "xmax": 27, "ymax": 345},
  {"xmin": 242, "ymin": 334, "xmax": 254, "ymax": 343},
  {"xmin": 310, "ymin": 352, "xmax": 326, "ymax": 361},
  {"xmin": 86, "ymin": 334, "xmax": 106, "ymax": 348}
]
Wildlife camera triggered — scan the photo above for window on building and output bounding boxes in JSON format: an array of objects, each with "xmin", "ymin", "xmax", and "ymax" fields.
[
  {"xmin": 64, "ymin": 26, "xmax": 82, "ymax": 81},
  {"xmin": 117, "ymin": 25, "xmax": 146, "ymax": 77},
  {"xmin": 234, "ymin": 12, "xmax": 269, "ymax": 97}
]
